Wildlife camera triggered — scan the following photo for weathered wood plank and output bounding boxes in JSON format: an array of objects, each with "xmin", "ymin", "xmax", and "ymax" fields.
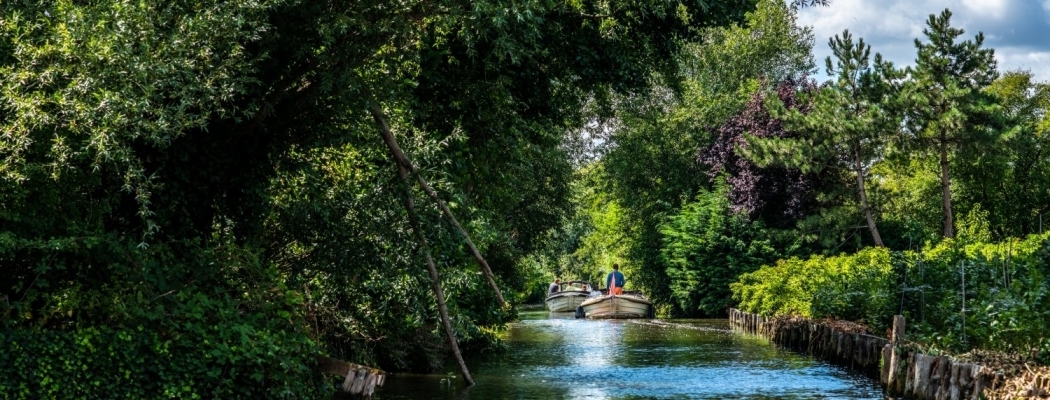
[
  {"xmin": 314, "ymin": 355, "xmax": 386, "ymax": 397},
  {"xmin": 888, "ymin": 315, "xmax": 906, "ymax": 395},
  {"xmin": 349, "ymin": 369, "xmax": 367, "ymax": 394},
  {"xmin": 362, "ymin": 373, "xmax": 378, "ymax": 396},
  {"xmin": 341, "ymin": 369, "xmax": 357, "ymax": 392},
  {"xmin": 882, "ymin": 344, "xmax": 892, "ymax": 385}
]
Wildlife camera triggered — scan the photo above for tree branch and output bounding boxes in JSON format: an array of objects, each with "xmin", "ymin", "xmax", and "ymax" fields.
[
  {"xmin": 376, "ymin": 116, "xmax": 475, "ymax": 387},
  {"xmin": 370, "ymin": 105, "xmax": 507, "ymax": 307}
]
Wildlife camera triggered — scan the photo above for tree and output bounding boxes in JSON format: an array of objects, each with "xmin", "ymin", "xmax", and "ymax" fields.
[
  {"xmin": 754, "ymin": 30, "xmax": 902, "ymax": 247},
  {"xmin": 1, "ymin": 0, "xmax": 774, "ymax": 392},
  {"xmin": 702, "ymin": 78, "xmax": 825, "ymax": 229},
  {"xmin": 900, "ymin": 8, "xmax": 998, "ymax": 238},
  {"xmin": 586, "ymin": 0, "xmax": 817, "ymax": 312},
  {"xmin": 955, "ymin": 71, "xmax": 1050, "ymax": 238},
  {"xmin": 660, "ymin": 182, "xmax": 781, "ymax": 316}
]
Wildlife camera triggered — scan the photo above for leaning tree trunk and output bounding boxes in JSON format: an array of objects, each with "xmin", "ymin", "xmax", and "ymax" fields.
[
  {"xmin": 371, "ymin": 108, "xmax": 475, "ymax": 386},
  {"xmin": 370, "ymin": 105, "xmax": 506, "ymax": 307},
  {"xmin": 854, "ymin": 144, "xmax": 883, "ymax": 246},
  {"xmin": 939, "ymin": 133, "xmax": 954, "ymax": 238}
]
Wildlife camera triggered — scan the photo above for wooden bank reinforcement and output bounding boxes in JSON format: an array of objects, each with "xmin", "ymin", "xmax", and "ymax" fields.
[
  {"xmin": 727, "ymin": 309, "xmax": 1048, "ymax": 399},
  {"xmin": 315, "ymin": 355, "xmax": 386, "ymax": 398}
]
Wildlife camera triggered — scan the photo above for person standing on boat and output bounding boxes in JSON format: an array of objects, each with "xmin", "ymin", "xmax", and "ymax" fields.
[
  {"xmin": 606, "ymin": 264, "xmax": 625, "ymax": 295},
  {"xmin": 548, "ymin": 279, "xmax": 561, "ymax": 295}
]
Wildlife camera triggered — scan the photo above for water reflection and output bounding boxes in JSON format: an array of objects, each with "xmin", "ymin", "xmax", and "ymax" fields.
[{"xmin": 375, "ymin": 312, "xmax": 884, "ymax": 399}]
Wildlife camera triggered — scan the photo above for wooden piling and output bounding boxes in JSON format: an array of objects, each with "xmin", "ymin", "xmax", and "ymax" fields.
[
  {"xmin": 888, "ymin": 314, "xmax": 906, "ymax": 396},
  {"xmin": 315, "ymin": 355, "xmax": 386, "ymax": 398},
  {"xmin": 726, "ymin": 310, "xmax": 1016, "ymax": 400}
]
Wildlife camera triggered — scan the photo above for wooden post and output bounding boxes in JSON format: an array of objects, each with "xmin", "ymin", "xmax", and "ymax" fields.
[
  {"xmin": 888, "ymin": 315, "xmax": 906, "ymax": 395},
  {"xmin": 949, "ymin": 363, "xmax": 967, "ymax": 400},
  {"xmin": 350, "ymin": 369, "xmax": 368, "ymax": 394},
  {"xmin": 346, "ymin": 369, "xmax": 363, "ymax": 390},
  {"xmin": 971, "ymin": 365, "xmax": 987, "ymax": 400},
  {"xmin": 913, "ymin": 353, "xmax": 932, "ymax": 396},
  {"xmin": 904, "ymin": 352, "xmax": 917, "ymax": 396},
  {"xmin": 363, "ymin": 373, "xmax": 378, "ymax": 396},
  {"xmin": 881, "ymin": 344, "xmax": 892, "ymax": 385},
  {"xmin": 315, "ymin": 355, "xmax": 386, "ymax": 396}
]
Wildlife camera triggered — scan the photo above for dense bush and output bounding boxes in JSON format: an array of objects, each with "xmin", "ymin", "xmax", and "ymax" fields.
[
  {"xmin": 661, "ymin": 185, "xmax": 784, "ymax": 316},
  {"xmin": 731, "ymin": 246, "xmax": 899, "ymax": 324},
  {"xmin": 731, "ymin": 233, "xmax": 1050, "ymax": 362},
  {"xmin": 907, "ymin": 234, "xmax": 1050, "ymax": 360},
  {"xmin": 0, "ymin": 315, "xmax": 326, "ymax": 399},
  {"xmin": 0, "ymin": 239, "xmax": 328, "ymax": 399}
]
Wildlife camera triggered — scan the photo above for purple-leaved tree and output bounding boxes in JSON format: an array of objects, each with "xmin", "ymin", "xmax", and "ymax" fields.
[{"xmin": 700, "ymin": 78, "xmax": 825, "ymax": 229}]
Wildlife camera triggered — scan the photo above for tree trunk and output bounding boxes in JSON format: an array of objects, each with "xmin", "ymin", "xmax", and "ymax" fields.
[
  {"xmin": 370, "ymin": 105, "xmax": 506, "ymax": 307},
  {"xmin": 939, "ymin": 134, "xmax": 954, "ymax": 238},
  {"xmin": 854, "ymin": 144, "xmax": 884, "ymax": 246},
  {"xmin": 372, "ymin": 109, "xmax": 475, "ymax": 386}
]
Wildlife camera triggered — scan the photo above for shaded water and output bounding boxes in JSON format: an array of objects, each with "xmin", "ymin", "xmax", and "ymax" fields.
[{"xmin": 375, "ymin": 311, "xmax": 884, "ymax": 399}]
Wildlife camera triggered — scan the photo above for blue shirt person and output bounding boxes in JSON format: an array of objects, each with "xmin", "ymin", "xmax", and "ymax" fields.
[{"xmin": 606, "ymin": 264, "xmax": 625, "ymax": 294}]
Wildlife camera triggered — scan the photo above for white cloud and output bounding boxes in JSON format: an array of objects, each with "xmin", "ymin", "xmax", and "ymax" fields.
[
  {"xmin": 996, "ymin": 50, "xmax": 1050, "ymax": 79},
  {"xmin": 961, "ymin": 0, "xmax": 1008, "ymax": 20},
  {"xmin": 793, "ymin": 0, "xmax": 1050, "ymax": 82}
]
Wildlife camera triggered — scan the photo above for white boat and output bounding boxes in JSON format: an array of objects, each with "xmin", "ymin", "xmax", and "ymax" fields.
[
  {"xmin": 578, "ymin": 291, "xmax": 654, "ymax": 319},
  {"xmin": 544, "ymin": 281, "xmax": 592, "ymax": 312}
]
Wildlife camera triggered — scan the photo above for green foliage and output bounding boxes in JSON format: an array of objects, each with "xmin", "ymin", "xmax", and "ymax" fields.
[
  {"xmin": 902, "ymin": 234, "xmax": 1050, "ymax": 359},
  {"xmin": 3, "ymin": 0, "xmax": 771, "ymax": 393},
  {"xmin": 873, "ymin": 157, "xmax": 946, "ymax": 246},
  {"xmin": 570, "ymin": 0, "xmax": 816, "ymax": 313},
  {"xmin": 732, "ymin": 233, "xmax": 1050, "ymax": 362},
  {"xmin": 677, "ymin": 0, "xmax": 816, "ymax": 128},
  {"xmin": 732, "ymin": 246, "xmax": 898, "ymax": 323},
  {"xmin": 754, "ymin": 29, "xmax": 901, "ymax": 247},
  {"xmin": 0, "ymin": 236, "xmax": 326, "ymax": 398},
  {"xmin": 953, "ymin": 71, "xmax": 1050, "ymax": 239},
  {"xmin": 660, "ymin": 184, "xmax": 784, "ymax": 316},
  {"xmin": 0, "ymin": 321, "xmax": 324, "ymax": 399},
  {"xmin": 0, "ymin": 0, "xmax": 270, "ymax": 236}
]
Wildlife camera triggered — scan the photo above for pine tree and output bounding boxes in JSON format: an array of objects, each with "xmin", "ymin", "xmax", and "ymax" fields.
[
  {"xmin": 753, "ymin": 30, "xmax": 900, "ymax": 247},
  {"xmin": 901, "ymin": 8, "xmax": 998, "ymax": 238}
]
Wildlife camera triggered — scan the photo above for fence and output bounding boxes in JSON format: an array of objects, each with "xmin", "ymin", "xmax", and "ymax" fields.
[{"xmin": 728, "ymin": 309, "xmax": 1003, "ymax": 399}]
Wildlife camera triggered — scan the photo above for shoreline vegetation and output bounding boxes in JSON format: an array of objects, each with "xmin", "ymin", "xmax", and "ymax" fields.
[
  {"xmin": 729, "ymin": 309, "xmax": 1050, "ymax": 399},
  {"xmin": 731, "ymin": 233, "xmax": 1050, "ymax": 365}
]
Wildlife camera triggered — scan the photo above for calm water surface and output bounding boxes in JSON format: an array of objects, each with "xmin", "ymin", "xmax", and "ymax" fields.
[{"xmin": 375, "ymin": 311, "xmax": 885, "ymax": 399}]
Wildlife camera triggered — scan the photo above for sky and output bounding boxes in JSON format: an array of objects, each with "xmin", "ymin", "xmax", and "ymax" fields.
[{"xmin": 793, "ymin": 0, "xmax": 1050, "ymax": 83}]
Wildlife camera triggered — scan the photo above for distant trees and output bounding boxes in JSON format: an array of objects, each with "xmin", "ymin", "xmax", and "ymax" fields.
[
  {"xmin": 570, "ymin": 0, "xmax": 818, "ymax": 313},
  {"xmin": 968, "ymin": 72, "xmax": 1050, "ymax": 237},
  {"xmin": 578, "ymin": 4, "xmax": 1050, "ymax": 321}
]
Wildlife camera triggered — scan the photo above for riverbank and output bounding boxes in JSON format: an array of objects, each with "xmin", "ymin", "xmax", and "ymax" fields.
[
  {"xmin": 728, "ymin": 309, "xmax": 1050, "ymax": 399},
  {"xmin": 516, "ymin": 303, "xmax": 547, "ymax": 311}
]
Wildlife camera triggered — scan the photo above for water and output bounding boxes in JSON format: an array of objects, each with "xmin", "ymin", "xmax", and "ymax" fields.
[{"xmin": 375, "ymin": 312, "xmax": 885, "ymax": 399}]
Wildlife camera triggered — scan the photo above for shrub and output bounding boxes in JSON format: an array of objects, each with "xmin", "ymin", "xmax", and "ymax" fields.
[
  {"xmin": 732, "ymin": 233, "xmax": 1050, "ymax": 362},
  {"xmin": 661, "ymin": 186, "xmax": 782, "ymax": 316}
]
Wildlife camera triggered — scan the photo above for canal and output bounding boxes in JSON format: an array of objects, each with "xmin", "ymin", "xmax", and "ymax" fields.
[{"xmin": 375, "ymin": 311, "xmax": 884, "ymax": 399}]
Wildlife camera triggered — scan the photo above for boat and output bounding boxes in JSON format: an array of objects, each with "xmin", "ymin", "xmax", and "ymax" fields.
[
  {"xmin": 577, "ymin": 290, "xmax": 654, "ymax": 319},
  {"xmin": 544, "ymin": 281, "xmax": 593, "ymax": 312}
]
